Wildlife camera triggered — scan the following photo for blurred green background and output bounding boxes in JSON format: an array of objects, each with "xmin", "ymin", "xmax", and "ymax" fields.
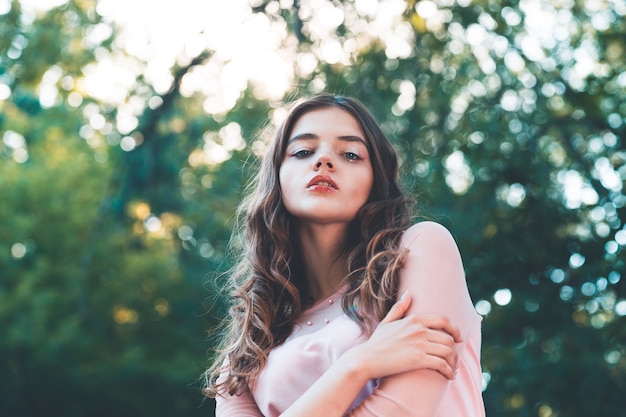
[{"xmin": 1, "ymin": 0, "xmax": 625, "ymax": 415}]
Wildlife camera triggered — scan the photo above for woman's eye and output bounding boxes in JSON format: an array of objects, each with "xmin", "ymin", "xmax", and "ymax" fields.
[
  {"xmin": 293, "ymin": 149, "xmax": 312, "ymax": 158},
  {"xmin": 344, "ymin": 152, "xmax": 360, "ymax": 161}
]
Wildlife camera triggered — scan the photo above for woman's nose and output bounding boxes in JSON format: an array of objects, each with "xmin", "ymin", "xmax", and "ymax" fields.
[{"xmin": 314, "ymin": 156, "xmax": 334, "ymax": 171}]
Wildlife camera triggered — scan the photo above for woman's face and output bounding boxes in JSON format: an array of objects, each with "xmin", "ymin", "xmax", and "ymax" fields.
[{"xmin": 279, "ymin": 107, "xmax": 374, "ymax": 225}]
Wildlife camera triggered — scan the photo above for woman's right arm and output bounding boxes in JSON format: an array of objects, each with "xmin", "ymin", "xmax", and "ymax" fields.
[
  {"xmin": 214, "ymin": 359, "xmax": 264, "ymax": 417},
  {"xmin": 279, "ymin": 292, "xmax": 461, "ymax": 417},
  {"xmin": 216, "ymin": 293, "xmax": 458, "ymax": 417},
  {"xmin": 215, "ymin": 386, "xmax": 264, "ymax": 417}
]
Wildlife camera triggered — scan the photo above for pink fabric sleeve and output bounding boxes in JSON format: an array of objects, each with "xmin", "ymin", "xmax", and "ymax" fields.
[
  {"xmin": 348, "ymin": 221, "xmax": 479, "ymax": 417},
  {"xmin": 214, "ymin": 363, "xmax": 264, "ymax": 417},
  {"xmin": 215, "ymin": 386, "xmax": 264, "ymax": 417}
]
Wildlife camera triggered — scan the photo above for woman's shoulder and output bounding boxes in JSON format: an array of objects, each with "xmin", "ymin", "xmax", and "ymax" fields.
[{"xmin": 400, "ymin": 221, "xmax": 458, "ymax": 250}]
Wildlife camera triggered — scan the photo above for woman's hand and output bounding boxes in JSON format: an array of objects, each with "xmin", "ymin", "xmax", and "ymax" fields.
[{"xmin": 346, "ymin": 291, "xmax": 462, "ymax": 381}]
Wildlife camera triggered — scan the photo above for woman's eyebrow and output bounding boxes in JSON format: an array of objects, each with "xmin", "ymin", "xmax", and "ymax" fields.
[
  {"xmin": 288, "ymin": 133, "xmax": 318, "ymax": 144},
  {"xmin": 337, "ymin": 135, "xmax": 367, "ymax": 146},
  {"xmin": 288, "ymin": 133, "xmax": 367, "ymax": 146}
]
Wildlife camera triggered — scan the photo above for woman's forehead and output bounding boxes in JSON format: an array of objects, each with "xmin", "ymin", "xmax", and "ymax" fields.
[{"xmin": 288, "ymin": 107, "xmax": 366, "ymax": 142}]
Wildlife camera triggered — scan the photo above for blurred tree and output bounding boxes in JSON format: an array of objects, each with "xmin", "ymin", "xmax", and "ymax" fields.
[
  {"xmin": 1, "ymin": 0, "xmax": 625, "ymax": 416},
  {"xmin": 0, "ymin": 2, "xmax": 227, "ymax": 416}
]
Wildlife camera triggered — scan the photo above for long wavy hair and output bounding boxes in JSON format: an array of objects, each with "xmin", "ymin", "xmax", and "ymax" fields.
[{"xmin": 204, "ymin": 93, "xmax": 415, "ymax": 397}]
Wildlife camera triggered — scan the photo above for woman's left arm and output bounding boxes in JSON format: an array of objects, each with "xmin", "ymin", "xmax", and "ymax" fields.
[{"xmin": 348, "ymin": 221, "xmax": 481, "ymax": 417}]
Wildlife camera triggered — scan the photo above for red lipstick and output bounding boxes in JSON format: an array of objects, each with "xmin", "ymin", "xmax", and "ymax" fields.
[{"xmin": 306, "ymin": 175, "xmax": 338, "ymax": 191}]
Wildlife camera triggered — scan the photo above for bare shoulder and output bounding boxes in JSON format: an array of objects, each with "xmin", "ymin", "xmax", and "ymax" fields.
[{"xmin": 400, "ymin": 221, "xmax": 458, "ymax": 251}]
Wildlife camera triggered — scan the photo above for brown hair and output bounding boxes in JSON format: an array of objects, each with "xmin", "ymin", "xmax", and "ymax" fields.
[{"xmin": 204, "ymin": 93, "xmax": 414, "ymax": 397}]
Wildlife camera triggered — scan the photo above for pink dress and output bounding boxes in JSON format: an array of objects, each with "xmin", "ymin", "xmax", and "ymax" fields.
[{"xmin": 216, "ymin": 222, "xmax": 486, "ymax": 416}]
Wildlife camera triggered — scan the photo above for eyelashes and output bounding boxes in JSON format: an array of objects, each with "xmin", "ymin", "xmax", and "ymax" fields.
[
  {"xmin": 293, "ymin": 149, "xmax": 312, "ymax": 158},
  {"xmin": 289, "ymin": 149, "xmax": 362, "ymax": 161}
]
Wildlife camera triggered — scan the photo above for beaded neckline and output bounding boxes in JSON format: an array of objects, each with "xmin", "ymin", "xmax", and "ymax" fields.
[
  {"xmin": 306, "ymin": 298, "xmax": 336, "ymax": 326},
  {"xmin": 298, "ymin": 285, "xmax": 347, "ymax": 327}
]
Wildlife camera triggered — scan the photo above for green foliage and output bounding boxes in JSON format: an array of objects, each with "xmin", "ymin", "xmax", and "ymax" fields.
[{"xmin": 1, "ymin": 0, "xmax": 625, "ymax": 416}]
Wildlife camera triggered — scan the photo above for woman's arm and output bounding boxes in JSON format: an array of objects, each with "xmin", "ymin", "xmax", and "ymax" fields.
[
  {"xmin": 281, "ymin": 222, "xmax": 469, "ymax": 417},
  {"xmin": 284, "ymin": 221, "xmax": 477, "ymax": 417},
  {"xmin": 346, "ymin": 221, "xmax": 480, "ymax": 416},
  {"xmin": 279, "ymin": 290, "xmax": 460, "ymax": 417},
  {"xmin": 214, "ymin": 362, "xmax": 265, "ymax": 417},
  {"xmin": 217, "ymin": 289, "xmax": 455, "ymax": 417},
  {"xmin": 215, "ymin": 384, "xmax": 265, "ymax": 417},
  {"xmin": 215, "ymin": 388, "xmax": 264, "ymax": 417}
]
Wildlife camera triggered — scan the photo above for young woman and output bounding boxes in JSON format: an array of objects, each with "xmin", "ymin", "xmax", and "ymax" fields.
[{"xmin": 204, "ymin": 94, "xmax": 485, "ymax": 416}]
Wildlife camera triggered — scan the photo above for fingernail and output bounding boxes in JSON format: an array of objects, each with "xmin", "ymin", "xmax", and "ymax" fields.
[{"xmin": 399, "ymin": 290, "xmax": 409, "ymax": 301}]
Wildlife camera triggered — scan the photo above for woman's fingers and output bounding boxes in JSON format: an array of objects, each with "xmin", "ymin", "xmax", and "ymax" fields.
[
  {"xmin": 380, "ymin": 290, "xmax": 412, "ymax": 324},
  {"xmin": 423, "ymin": 333, "xmax": 459, "ymax": 377},
  {"xmin": 409, "ymin": 313, "xmax": 463, "ymax": 343},
  {"xmin": 365, "ymin": 295, "xmax": 464, "ymax": 380},
  {"xmin": 418, "ymin": 352, "xmax": 457, "ymax": 380},
  {"xmin": 381, "ymin": 293, "xmax": 462, "ymax": 343}
]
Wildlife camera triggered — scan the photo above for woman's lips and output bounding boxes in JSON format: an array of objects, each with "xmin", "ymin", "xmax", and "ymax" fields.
[{"xmin": 306, "ymin": 175, "xmax": 338, "ymax": 190}]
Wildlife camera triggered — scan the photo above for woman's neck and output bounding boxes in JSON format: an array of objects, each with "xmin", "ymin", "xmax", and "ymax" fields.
[{"xmin": 297, "ymin": 223, "xmax": 350, "ymax": 303}]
